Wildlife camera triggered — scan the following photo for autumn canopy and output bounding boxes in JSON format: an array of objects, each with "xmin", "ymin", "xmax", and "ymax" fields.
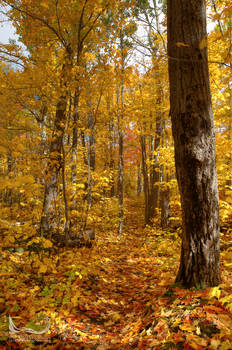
[{"xmin": 0, "ymin": 0, "xmax": 231, "ymax": 348}]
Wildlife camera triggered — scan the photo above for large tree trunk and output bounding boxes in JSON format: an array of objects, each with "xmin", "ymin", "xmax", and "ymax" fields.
[{"xmin": 167, "ymin": 0, "xmax": 220, "ymax": 287}]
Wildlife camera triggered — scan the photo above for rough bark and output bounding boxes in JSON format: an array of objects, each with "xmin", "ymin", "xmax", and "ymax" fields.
[{"xmin": 167, "ymin": 0, "xmax": 220, "ymax": 287}]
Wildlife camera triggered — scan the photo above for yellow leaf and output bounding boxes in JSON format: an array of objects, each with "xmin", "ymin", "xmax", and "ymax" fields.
[
  {"xmin": 39, "ymin": 264, "xmax": 47, "ymax": 274},
  {"xmin": 112, "ymin": 313, "xmax": 121, "ymax": 321},
  {"xmin": 17, "ymin": 144, "xmax": 24, "ymax": 152},
  {"xmin": 111, "ymin": 337, "xmax": 120, "ymax": 344},
  {"xmin": 158, "ymin": 279, "xmax": 167, "ymax": 286},
  {"xmin": 96, "ymin": 345, "xmax": 108, "ymax": 350},
  {"xmin": 186, "ymin": 334, "xmax": 207, "ymax": 348},
  {"xmin": 210, "ymin": 339, "xmax": 221, "ymax": 350},
  {"xmin": 179, "ymin": 324, "xmax": 196, "ymax": 332},
  {"xmin": 218, "ymin": 340, "xmax": 232, "ymax": 350},
  {"xmin": 208, "ymin": 286, "xmax": 221, "ymax": 299},
  {"xmin": 76, "ymin": 184, "xmax": 85, "ymax": 189},
  {"xmin": 41, "ymin": 2, "xmax": 49, "ymax": 8},
  {"xmin": 89, "ymin": 334, "xmax": 100, "ymax": 340},
  {"xmin": 71, "ymin": 294, "xmax": 80, "ymax": 304},
  {"xmin": 5, "ymin": 236, "xmax": 15, "ymax": 244},
  {"xmin": 172, "ymin": 318, "xmax": 182, "ymax": 327},
  {"xmin": 43, "ymin": 239, "xmax": 53, "ymax": 249},
  {"xmin": 199, "ymin": 37, "xmax": 208, "ymax": 50}
]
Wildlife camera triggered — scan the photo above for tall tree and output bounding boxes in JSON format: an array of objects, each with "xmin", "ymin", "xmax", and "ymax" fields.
[
  {"xmin": 132, "ymin": 0, "xmax": 170, "ymax": 225},
  {"xmin": 167, "ymin": 0, "xmax": 220, "ymax": 287}
]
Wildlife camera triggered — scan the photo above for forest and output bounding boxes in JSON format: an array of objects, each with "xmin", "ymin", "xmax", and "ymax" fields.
[{"xmin": 0, "ymin": 0, "xmax": 231, "ymax": 349}]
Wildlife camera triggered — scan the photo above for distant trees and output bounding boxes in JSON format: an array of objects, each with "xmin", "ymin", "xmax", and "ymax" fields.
[{"xmin": 0, "ymin": 0, "xmax": 230, "ymax": 264}]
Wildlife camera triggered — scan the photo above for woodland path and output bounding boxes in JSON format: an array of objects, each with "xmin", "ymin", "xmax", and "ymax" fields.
[
  {"xmin": 1, "ymin": 199, "xmax": 232, "ymax": 349},
  {"xmin": 44, "ymin": 198, "xmax": 177, "ymax": 349}
]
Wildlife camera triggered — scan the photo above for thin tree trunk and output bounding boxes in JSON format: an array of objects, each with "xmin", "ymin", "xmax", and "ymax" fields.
[
  {"xmin": 86, "ymin": 99, "xmax": 95, "ymax": 208},
  {"xmin": 116, "ymin": 29, "xmax": 127, "ymax": 235},
  {"xmin": 160, "ymin": 119, "xmax": 170, "ymax": 229},
  {"xmin": 40, "ymin": 94, "xmax": 67, "ymax": 235},
  {"xmin": 106, "ymin": 97, "xmax": 115, "ymax": 197},
  {"xmin": 88, "ymin": 100, "xmax": 96, "ymax": 172},
  {"xmin": 148, "ymin": 87, "xmax": 162, "ymax": 221},
  {"xmin": 61, "ymin": 139, "xmax": 69, "ymax": 242},
  {"xmin": 71, "ymin": 90, "xmax": 79, "ymax": 187},
  {"xmin": 140, "ymin": 3, "xmax": 164, "ymax": 224},
  {"xmin": 167, "ymin": 0, "xmax": 220, "ymax": 287},
  {"xmin": 160, "ymin": 186, "xmax": 170, "ymax": 230},
  {"xmin": 116, "ymin": 81, "xmax": 124, "ymax": 234},
  {"xmin": 140, "ymin": 135, "xmax": 150, "ymax": 224},
  {"xmin": 5, "ymin": 151, "xmax": 14, "ymax": 206},
  {"xmin": 137, "ymin": 163, "xmax": 142, "ymax": 196},
  {"xmin": 148, "ymin": 132, "xmax": 156, "ymax": 221},
  {"xmin": 118, "ymin": 127, "xmax": 124, "ymax": 234},
  {"xmin": 109, "ymin": 119, "xmax": 115, "ymax": 197}
]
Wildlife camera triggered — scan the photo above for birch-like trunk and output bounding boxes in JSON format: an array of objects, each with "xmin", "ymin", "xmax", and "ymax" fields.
[{"xmin": 40, "ymin": 95, "xmax": 67, "ymax": 236}]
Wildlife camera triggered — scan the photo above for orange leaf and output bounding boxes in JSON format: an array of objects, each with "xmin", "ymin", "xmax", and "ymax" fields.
[{"xmin": 176, "ymin": 42, "xmax": 190, "ymax": 47}]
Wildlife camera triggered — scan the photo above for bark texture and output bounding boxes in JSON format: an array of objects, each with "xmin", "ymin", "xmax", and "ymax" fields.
[
  {"xmin": 167, "ymin": 0, "xmax": 220, "ymax": 287},
  {"xmin": 40, "ymin": 95, "xmax": 67, "ymax": 235}
]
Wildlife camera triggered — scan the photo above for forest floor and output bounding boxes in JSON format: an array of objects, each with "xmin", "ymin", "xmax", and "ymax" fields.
[{"xmin": 0, "ymin": 199, "xmax": 232, "ymax": 349}]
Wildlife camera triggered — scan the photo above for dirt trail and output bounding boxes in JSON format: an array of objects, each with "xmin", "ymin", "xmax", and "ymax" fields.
[
  {"xmin": 50, "ymin": 230, "xmax": 167, "ymax": 349},
  {"xmin": 2, "ymin": 199, "xmax": 232, "ymax": 350}
]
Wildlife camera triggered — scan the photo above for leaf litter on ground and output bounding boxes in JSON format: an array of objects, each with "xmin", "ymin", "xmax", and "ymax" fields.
[{"xmin": 0, "ymin": 202, "xmax": 232, "ymax": 349}]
